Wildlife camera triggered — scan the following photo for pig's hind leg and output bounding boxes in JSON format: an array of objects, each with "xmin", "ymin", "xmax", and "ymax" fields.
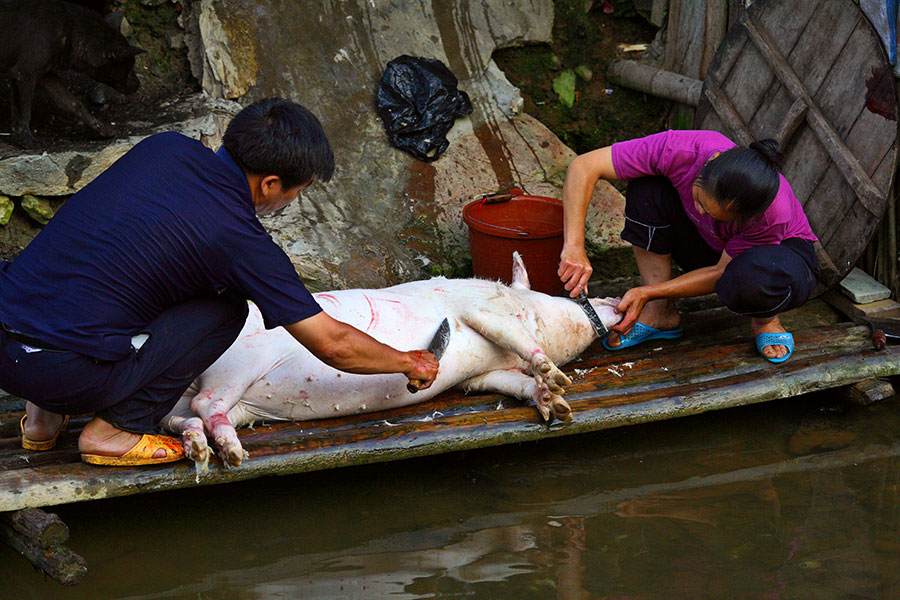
[
  {"xmin": 162, "ymin": 394, "xmax": 212, "ymax": 468},
  {"xmin": 459, "ymin": 312, "xmax": 571, "ymax": 396},
  {"xmin": 190, "ymin": 385, "xmax": 248, "ymax": 467},
  {"xmin": 462, "ymin": 370, "xmax": 572, "ymax": 422}
]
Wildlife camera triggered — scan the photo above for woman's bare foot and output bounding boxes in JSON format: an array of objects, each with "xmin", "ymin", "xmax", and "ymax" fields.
[
  {"xmin": 78, "ymin": 417, "xmax": 167, "ymax": 459},
  {"xmin": 606, "ymin": 298, "xmax": 681, "ymax": 348},
  {"xmin": 751, "ymin": 315, "xmax": 789, "ymax": 360},
  {"xmin": 23, "ymin": 401, "xmax": 66, "ymax": 441}
]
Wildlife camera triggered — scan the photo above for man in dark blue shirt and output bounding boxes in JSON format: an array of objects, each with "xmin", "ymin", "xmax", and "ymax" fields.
[{"xmin": 0, "ymin": 98, "xmax": 439, "ymax": 466}]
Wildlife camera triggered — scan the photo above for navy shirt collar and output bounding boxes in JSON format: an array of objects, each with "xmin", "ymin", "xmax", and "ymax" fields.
[{"xmin": 215, "ymin": 146, "xmax": 254, "ymax": 208}]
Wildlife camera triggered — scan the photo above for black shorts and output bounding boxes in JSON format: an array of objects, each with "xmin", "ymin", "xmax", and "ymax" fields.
[{"xmin": 621, "ymin": 176, "xmax": 820, "ymax": 318}]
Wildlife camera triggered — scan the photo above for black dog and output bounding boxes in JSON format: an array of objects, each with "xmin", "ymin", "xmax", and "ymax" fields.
[{"xmin": 0, "ymin": 0, "xmax": 144, "ymax": 148}]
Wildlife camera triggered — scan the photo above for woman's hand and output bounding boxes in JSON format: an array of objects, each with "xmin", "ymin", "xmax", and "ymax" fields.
[
  {"xmin": 558, "ymin": 245, "xmax": 593, "ymax": 298},
  {"xmin": 612, "ymin": 286, "xmax": 653, "ymax": 334}
]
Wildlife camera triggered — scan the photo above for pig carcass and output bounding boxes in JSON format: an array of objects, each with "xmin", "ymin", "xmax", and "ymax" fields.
[{"xmin": 162, "ymin": 253, "xmax": 621, "ymax": 469}]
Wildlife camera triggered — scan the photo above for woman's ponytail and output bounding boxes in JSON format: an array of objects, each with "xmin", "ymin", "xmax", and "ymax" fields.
[{"xmin": 748, "ymin": 138, "xmax": 784, "ymax": 170}]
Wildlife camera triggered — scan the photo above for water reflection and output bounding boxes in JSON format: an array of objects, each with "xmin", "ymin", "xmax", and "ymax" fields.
[{"xmin": 3, "ymin": 392, "xmax": 900, "ymax": 599}]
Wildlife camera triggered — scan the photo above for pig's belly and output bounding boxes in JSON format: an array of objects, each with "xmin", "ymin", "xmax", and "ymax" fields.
[{"xmin": 233, "ymin": 290, "xmax": 520, "ymax": 421}]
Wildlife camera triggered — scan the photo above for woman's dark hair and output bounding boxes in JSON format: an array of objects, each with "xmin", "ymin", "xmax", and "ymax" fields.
[
  {"xmin": 695, "ymin": 138, "xmax": 784, "ymax": 218},
  {"xmin": 223, "ymin": 98, "xmax": 334, "ymax": 188}
]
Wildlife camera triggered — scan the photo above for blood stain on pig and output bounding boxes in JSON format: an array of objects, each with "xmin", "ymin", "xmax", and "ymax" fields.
[
  {"xmin": 207, "ymin": 413, "xmax": 230, "ymax": 431},
  {"xmin": 316, "ymin": 293, "xmax": 340, "ymax": 307},
  {"xmin": 363, "ymin": 294, "xmax": 379, "ymax": 331}
]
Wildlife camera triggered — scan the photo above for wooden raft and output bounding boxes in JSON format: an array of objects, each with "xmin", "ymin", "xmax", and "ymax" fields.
[{"xmin": 0, "ymin": 300, "xmax": 898, "ymax": 513}]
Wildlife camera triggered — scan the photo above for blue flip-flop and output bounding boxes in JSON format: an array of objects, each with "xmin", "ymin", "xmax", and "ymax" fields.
[
  {"xmin": 755, "ymin": 332, "xmax": 794, "ymax": 364},
  {"xmin": 602, "ymin": 322, "xmax": 684, "ymax": 351}
]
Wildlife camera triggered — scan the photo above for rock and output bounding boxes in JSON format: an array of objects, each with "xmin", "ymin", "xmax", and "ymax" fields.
[
  {"xmin": 0, "ymin": 195, "xmax": 12, "ymax": 225},
  {"xmin": 0, "ymin": 94, "xmax": 240, "ymax": 197},
  {"xmin": 575, "ymin": 65, "xmax": 594, "ymax": 81},
  {"xmin": 553, "ymin": 70, "xmax": 578, "ymax": 107},
  {"xmin": 180, "ymin": 0, "xmax": 626, "ymax": 289},
  {"xmin": 21, "ymin": 195, "xmax": 56, "ymax": 225}
]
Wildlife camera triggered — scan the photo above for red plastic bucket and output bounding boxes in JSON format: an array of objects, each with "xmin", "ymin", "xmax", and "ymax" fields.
[{"xmin": 463, "ymin": 193, "xmax": 565, "ymax": 296}]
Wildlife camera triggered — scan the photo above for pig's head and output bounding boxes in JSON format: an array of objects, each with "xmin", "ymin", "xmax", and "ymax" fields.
[{"xmin": 589, "ymin": 297, "xmax": 623, "ymax": 330}]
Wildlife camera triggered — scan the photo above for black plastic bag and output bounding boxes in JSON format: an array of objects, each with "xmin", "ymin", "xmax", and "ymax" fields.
[{"xmin": 376, "ymin": 55, "xmax": 473, "ymax": 162}]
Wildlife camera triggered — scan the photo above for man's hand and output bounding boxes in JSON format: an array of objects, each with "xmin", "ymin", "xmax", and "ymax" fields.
[
  {"xmin": 403, "ymin": 349, "xmax": 440, "ymax": 392},
  {"xmin": 558, "ymin": 245, "xmax": 593, "ymax": 298}
]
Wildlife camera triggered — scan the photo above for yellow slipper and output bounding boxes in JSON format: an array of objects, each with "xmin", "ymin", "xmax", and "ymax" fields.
[
  {"xmin": 81, "ymin": 433, "xmax": 185, "ymax": 466},
  {"xmin": 21, "ymin": 414, "xmax": 70, "ymax": 451}
]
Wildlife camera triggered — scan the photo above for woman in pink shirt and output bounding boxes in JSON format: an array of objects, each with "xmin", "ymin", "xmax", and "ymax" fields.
[{"xmin": 558, "ymin": 130, "xmax": 819, "ymax": 363}]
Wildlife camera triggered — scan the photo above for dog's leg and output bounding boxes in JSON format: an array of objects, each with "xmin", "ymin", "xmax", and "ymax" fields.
[
  {"xmin": 38, "ymin": 74, "xmax": 116, "ymax": 138},
  {"xmin": 8, "ymin": 69, "xmax": 39, "ymax": 148}
]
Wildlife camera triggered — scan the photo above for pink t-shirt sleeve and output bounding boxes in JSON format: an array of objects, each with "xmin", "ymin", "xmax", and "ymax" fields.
[{"xmin": 610, "ymin": 131, "xmax": 673, "ymax": 179}]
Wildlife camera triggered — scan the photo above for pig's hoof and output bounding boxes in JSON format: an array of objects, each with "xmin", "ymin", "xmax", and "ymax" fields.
[
  {"xmin": 550, "ymin": 396, "xmax": 572, "ymax": 422},
  {"xmin": 218, "ymin": 442, "xmax": 248, "ymax": 467},
  {"xmin": 533, "ymin": 358, "xmax": 571, "ymax": 394},
  {"xmin": 183, "ymin": 429, "xmax": 210, "ymax": 464},
  {"xmin": 536, "ymin": 402, "xmax": 551, "ymax": 422}
]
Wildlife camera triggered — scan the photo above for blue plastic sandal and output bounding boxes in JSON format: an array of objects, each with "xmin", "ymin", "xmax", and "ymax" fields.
[
  {"xmin": 755, "ymin": 332, "xmax": 794, "ymax": 364},
  {"xmin": 602, "ymin": 322, "xmax": 684, "ymax": 351}
]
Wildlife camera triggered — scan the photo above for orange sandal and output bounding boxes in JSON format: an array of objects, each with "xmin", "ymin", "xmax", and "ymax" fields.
[
  {"xmin": 81, "ymin": 433, "xmax": 185, "ymax": 466},
  {"xmin": 20, "ymin": 414, "xmax": 70, "ymax": 451}
]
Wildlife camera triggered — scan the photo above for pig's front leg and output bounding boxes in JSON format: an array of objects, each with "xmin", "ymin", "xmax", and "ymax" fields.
[
  {"xmin": 462, "ymin": 369, "xmax": 572, "ymax": 422},
  {"xmin": 190, "ymin": 386, "xmax": 248, "ymax": 467},
  {"xmin": 460, "ymin": 311, "xmax": 571, "ymax": 395}
]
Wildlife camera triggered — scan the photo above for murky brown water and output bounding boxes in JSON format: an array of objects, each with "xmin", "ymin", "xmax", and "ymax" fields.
[{"xmin": 4, "ymin": 390, "xmax": 900, "ymax": 599}]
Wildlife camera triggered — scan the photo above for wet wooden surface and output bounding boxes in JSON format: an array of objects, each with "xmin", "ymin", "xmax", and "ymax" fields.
[{"xmin": 1, "ymin": 300, "xmax": 898, "ymax": 512}]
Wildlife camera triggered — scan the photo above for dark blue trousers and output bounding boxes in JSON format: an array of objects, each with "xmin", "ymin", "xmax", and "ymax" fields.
[
  {"xmin": 621, "ymin": 176, "xmax": 819, "ymax": 319},
  {"xmin": 0, "ymin": 294, "xmax": 248, "ymax": 433}
]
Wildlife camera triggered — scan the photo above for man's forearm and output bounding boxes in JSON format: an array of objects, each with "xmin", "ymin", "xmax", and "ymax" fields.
[{"xmin": 284, "ymin": 313, "xmax": 413, "ymax": 375}]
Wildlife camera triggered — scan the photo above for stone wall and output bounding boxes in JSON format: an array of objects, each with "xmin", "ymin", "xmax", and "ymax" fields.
[
  {"xmin": 0, "ymin": 0, "xmax": 626, "ymax": 290},
  {"xmin": 182, "ymin": 0, "xmax": 626, "ymax": 290}
]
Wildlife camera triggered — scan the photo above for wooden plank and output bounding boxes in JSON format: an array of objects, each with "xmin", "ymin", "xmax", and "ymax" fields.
[
  {"xmin": 823, "ymin": 289, "xmax": 900, "ymax": 322},
  {"xmin": 817, "ymin": 137, "xmax": 896, "ymax": 269},
  {"xmin": 774, "ymin": 97, "xmax": 808, "ymax": 147},
  {"xmin": 742, "ymin": 16, "xmax": 884, "ymax": 215},
  {"xmin": 668, "ymin": 0, "xmax": 708, "ymax": 80},
  {"xmin": 838, "ymin": 378, "xmax": 896, "ymax": 405},
  {"xmin": 702, "ymin": 0, "xmax": 729, "ymax": 77},
  {"xmin": 664, "ymin": 0, "xmax": 683, "ymax": 72},
  {"xmin": 1, "ymin": 318, "xmax": 896, "ymax": 513},
  {"xmin": 719, "ymin": 0, "xmax": 821, "ymax": 140},
  {"xmin": 746, "ymin": 0, "xmax": 857, "ymax": 142},
  {"xmin": 702, "ymin": 80, "xmax": 754, "ymax": 145}
]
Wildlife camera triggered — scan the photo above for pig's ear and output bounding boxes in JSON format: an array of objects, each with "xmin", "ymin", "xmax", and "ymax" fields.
[{"xmin": 511, "ymin": 251, "xmax": 531, "ymax": 290}]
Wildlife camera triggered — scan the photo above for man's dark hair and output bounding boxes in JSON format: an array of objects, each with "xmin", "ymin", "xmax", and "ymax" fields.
[
  {"xmin": 223, "ymin": 98, "xmax": 334, "ymax": 188},
  {"xmin": 696, "ymin": 138, "xmax": 784, "ymax": 218}
]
